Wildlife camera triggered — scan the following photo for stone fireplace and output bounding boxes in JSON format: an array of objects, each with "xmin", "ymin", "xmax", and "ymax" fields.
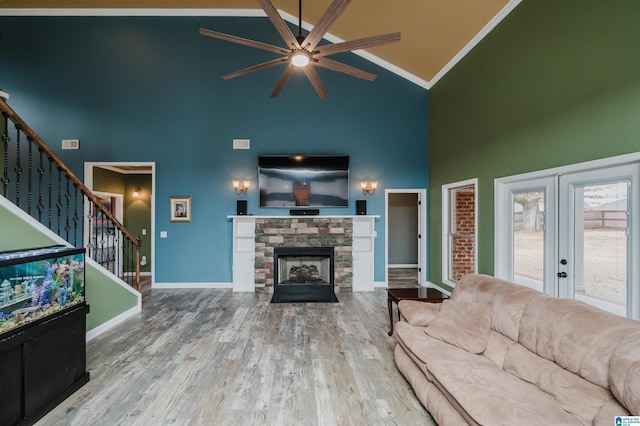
[
  {"xmin": 230, "ymin": 215, "xmax": 376, "ymax": 294},
  {"xmin": 254, "ymin": 217, "xmax": 353, "ymax": 295},
  {"xmin": 272, "ymin": 246, "xmax": 338, "ymax": 303}
]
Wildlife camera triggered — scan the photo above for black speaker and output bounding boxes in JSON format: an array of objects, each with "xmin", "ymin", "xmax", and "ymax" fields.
[
  {"xmin": 237, "ymin": 200, "xmax": 247, "ymax": 215},
  {"xmin": 356, "ymin": 199, "xmax": 367, "ymax": 215}
]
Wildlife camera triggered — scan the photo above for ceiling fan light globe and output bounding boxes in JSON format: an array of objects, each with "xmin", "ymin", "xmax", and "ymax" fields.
[{"xmin": 291, "ymin": 52, "xmax": 310, "ymax": 67}]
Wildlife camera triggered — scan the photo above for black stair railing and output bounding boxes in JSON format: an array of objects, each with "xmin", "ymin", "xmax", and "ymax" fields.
[{"xmin": 1, "ymin": 98, "xmax": 141, "ymax": 290}]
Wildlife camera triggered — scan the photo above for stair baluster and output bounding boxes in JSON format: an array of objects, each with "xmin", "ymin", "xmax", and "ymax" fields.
[{"xmin": 0, "ymin": 98, "xmax": 141, "ymax": 291}]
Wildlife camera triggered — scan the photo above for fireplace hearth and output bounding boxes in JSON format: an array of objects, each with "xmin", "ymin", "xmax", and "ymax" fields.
[{"xmin": 272, "ymin": 246, "xmax": 339, "ymax": 303}]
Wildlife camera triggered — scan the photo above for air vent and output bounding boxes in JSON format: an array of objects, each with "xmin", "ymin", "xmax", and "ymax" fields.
[
  {"xmin": 233, "ymin": 139, "xmax": 250, "ymax": 150},
  {"xmin": 62, "ymin": 139, "xmax": 80, "ymax": 150}
]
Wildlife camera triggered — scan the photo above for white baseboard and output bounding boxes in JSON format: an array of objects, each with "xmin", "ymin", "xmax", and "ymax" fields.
[
  {"xmin": 152, "ymin": 282, "xmax": 233, "ymax": 289},
  {"xmin": 373, "ymin": 281, "xmax": 387, "ymax": 288},
  {"xmin": 86, "ymin": 304, "xmax": 141, "ymax": 341},
  {"xmin": 388, "ymin": 264, "xmax": 419, "ymax": 269}
]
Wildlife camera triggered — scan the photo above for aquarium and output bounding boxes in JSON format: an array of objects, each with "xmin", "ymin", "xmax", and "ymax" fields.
[{"xmin": 0, "ymin": 245, "xmax": 85, "ymax": 336}]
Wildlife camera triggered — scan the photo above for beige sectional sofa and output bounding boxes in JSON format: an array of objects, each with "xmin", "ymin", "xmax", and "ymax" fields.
[{"xmin": 394, "ymin": 274, "xmax": 640, "ymax": 425}]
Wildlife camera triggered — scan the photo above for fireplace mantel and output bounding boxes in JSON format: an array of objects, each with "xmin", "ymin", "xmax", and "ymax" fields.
[{"xmin": 229, "ymin": 215, "xmax": 378, "ymax": 293}]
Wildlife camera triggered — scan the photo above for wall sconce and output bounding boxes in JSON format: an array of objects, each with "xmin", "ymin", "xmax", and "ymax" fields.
[
  {"xmin": 232, "ymin": 180, "xmax": 250, "ymax": 195},
  {"xmin": 360, "ymin": 181, "xmax": 378, "ymax": 196},
  {"xmin": 132, "ymin": 186, "xmax": 142, "ymax": 197}
]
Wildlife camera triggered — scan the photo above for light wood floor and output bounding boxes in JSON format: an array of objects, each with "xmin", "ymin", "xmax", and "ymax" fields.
[
  {"xmin": 36, "ymin": 286, "xmax": 435, "ymax": 426},
  {"xmin": 388, "ymin": 268, "xmax": 419, "ymax": 288}
]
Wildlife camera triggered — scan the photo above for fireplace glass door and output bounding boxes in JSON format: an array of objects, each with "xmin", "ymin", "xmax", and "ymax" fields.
[{"xmin": 272, "ymin": 247, "xmax": 337, "ymax": 303}]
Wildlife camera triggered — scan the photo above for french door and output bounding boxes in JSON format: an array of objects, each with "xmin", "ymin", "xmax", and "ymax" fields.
[
  {"xmin": 495, "ymin": 156, "xmax": 639, "ymax": 319},
  {"xmin": 558, "ymin": 164, "xmax": 638, "ymax": 318}
]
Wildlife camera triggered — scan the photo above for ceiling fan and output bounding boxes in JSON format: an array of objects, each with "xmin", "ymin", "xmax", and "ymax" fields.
[{"xmin": 199, "ymin": 0, "xmax": 401, "ymax": 99}]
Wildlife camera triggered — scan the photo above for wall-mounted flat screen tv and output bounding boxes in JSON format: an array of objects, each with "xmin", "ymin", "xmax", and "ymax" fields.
[{"xmin": 259, "ymin": 155, "xmax": 349, "ymax": 208}]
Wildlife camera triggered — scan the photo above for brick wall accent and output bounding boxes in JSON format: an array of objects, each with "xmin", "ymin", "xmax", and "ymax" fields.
[
  {"xmin": 452, "ymin": 189, "xmax": 475, "ymax": 282},
  {"xmin": 254, "ymin": 218, "xmax": 353, "ymax": 293}
]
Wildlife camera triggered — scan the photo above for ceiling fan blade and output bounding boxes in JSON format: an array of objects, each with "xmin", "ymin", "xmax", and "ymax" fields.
[
  {"xmin": 314, "ymin": 32, "xmax": 401, "ymax": 58},
  {"xmin": 257, "ymin": 0, "xmax": 300, "ymax": 49},
  {"xmin": 199, "ymin": 28, "xmax": 287, "ymax": 55},
  {"xmin": 314, "ymin": 57, "xmax": 377, "ymax": 81},
  {"xmin": 303, "ymin": 66, "xmax": 328, "ymax": 99},
  {"xmin": 304, "ymin": 0, "xmax": 351, "ymax": 50},
  {"xmin": 270, "ymin": 64, "xmax": 296, "ymax": 98},
  {"xmin": 223, "ymin": 57, "xmax": 290, "ymax": 80}
]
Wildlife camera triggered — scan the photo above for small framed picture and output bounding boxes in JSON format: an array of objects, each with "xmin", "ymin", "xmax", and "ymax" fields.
[{"xmin": 170, "ymin": 196, "xmax": 192, "ymax": 223}]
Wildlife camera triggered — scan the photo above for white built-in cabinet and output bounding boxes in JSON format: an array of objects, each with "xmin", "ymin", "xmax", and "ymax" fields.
[
  {"xmin": 229, "ymin": 215, "xmax": 377, "ymax": 293},
  {"xmin": 352, "ymin": 216, "xmax": 376, "ymax": 292},
  {"xmin": 231, "ymin": 216, "xmax": 255, "ymax": 292}
]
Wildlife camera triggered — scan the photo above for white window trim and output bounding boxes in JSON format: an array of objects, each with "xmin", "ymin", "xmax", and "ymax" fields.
[{"xmin": 442, "ymin": 178, "xmax": 478, "ymax": 287}]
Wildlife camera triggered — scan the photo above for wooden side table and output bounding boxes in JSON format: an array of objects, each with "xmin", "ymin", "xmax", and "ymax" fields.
[{"xmin": 386, "ymin": 287, "xmax": 449, "ymax": 336}]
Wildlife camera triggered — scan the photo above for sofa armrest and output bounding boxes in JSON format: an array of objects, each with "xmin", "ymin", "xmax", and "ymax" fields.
[{"xmin": 398, "ymin": 300, "xmax": 441, "ymax": 327}]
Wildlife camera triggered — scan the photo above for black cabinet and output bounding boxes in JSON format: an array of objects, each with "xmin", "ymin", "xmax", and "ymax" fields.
[
  {"xmin": 0, "ymin": 303, "xmax": 90, "ymax": 425},
  {"xmin": 0, "ymin": 246, "xmax": 89, "ymax": 425}
]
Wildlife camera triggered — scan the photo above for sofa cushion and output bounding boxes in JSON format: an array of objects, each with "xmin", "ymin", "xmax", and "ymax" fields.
[
  {"xmin": 593, "ymin": 399, "xmax": 631, "ymax": 425},
  {"xmin": 518, "ymin": 294, "xmax": 640, "ymax": 389},
  {"xmin": 395, "ymin": 321, "xmax": 497, "ymax": 369},
  {"xmin": 424, "ymin": 300, "xmax": 491, "ymax": 354},
  {"xmin": 394, "ymin": 344, "xmax": 472, "ymax": 426},
  {"xmin": 609, "ymin": 330, "xmax": 640, "ymax": 415},
  {"xmin": 482, "ymin": 330, "xmax": 516, "ymax": 368},
  {"xmin": 503, "ymin": 343, "xmax": 613, "ymax": 424},
  {"xmin": 398, "ymin": 300, "xmax": 440, "ymax": 327},
  {"xmin": 452, "ymin": 274, "xmax": 541, "ymax": 342},
  {"xmin": 427, "ymin": 359, "xmax": 582, "ymax": 425}
]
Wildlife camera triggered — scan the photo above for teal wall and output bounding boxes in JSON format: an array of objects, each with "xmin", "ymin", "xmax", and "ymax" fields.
[
  {"xmin": 0, "ymin": 15, "xmax": 429, "ymax": 285},
  {"xmin": 0, "ymin": 202, "xmax": 139, "ymax": 331},
  {"xmin": 429, "ymin": 0, "xmax": 640, "ymax": 289}
]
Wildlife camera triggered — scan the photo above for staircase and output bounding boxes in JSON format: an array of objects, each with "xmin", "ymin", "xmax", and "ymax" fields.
[{"xmin": 1, "ymin": 97, "xmax": 141, "ymax": 291}]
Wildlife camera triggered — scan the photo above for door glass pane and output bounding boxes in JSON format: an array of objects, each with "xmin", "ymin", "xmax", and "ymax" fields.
[
  {"xmin": 574, "ymin": 181, "xmax": 628, "ymax": 316},
  {"xmin": 513, "ymin": 191, "xmax": 545, "ymax": 291}
]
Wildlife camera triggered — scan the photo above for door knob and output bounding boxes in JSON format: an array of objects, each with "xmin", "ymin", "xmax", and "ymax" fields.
[
  {"xmin": 557, "ymin": 272, "xmax": 567, "ymax": 278},
  {"xmin": 560, "ymin": 259, "xmax": 567, "ymax": 265}
]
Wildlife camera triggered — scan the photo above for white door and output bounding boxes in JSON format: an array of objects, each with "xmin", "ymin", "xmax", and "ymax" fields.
[
  {"xmin": 496, "ymin": 157, "xmax": 639, "ymax": 319},
  {"xmin": 386, "ymin": 189, "xmax": 427, "ymax": 286},
  {"xmin": 558, "ymin": 164, "xmax": 639, "ymax": 318},
  {"xmin": 416, "ymin": 191, "xmax": 423, "ymax": 283},
  {"xmin": 497, "ymin": 177, "xmax": 555, "ymax": 294}
]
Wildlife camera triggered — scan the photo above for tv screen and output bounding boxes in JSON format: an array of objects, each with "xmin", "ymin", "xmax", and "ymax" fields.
[{"xmin": 259, "ymin": 155, "xmax": 349, "ymax": 208}]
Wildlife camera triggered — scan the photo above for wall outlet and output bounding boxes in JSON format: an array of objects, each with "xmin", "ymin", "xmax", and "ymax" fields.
[
  {"xmin": 160, "ymin": 231, "xmax": 167, "ymax": 238},
  {"xmin": 142, "ymin": 229, "xmax": 147, "ymax": 235}
]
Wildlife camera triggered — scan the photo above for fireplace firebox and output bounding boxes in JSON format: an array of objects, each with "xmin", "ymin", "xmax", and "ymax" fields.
[{"xmin": 272, "ymin": 247, "xmax": 338, "ymax": 303}]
